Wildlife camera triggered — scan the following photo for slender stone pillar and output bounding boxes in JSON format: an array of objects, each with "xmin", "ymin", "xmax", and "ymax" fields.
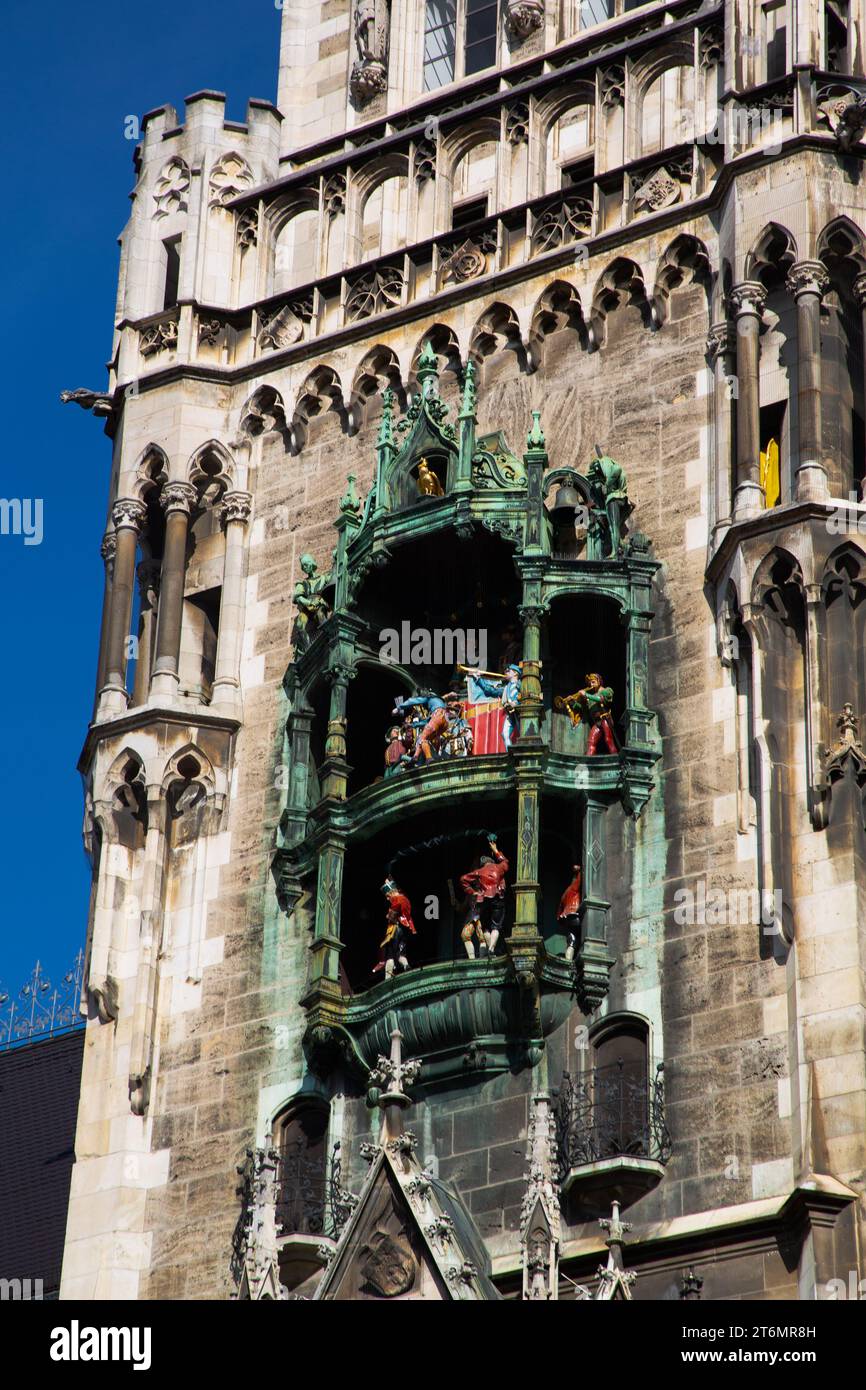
[
  {"xmin": 787, "ymin": 260, "xmax": 830, "ymax": 501},
  {"xmin": 729, "ymin": 281, "xmax": 767, "ymax": 517},
  {"xmin": 706, "ymin": 322, "xmax": 736, "ymax": 542},
  {"xmin": 131, "ymin": 560, "xmax": 160, "ymax": 709},
  {"xmin": 211, "ymin": 490, "xmax": 252, "ymax": 711},
  {"xmin": 852, "ymin": 272, "xmax": 866, "ymax": 502},
  {"xmin": 93, "ymin": 531, "xmax": 116, "ymax": 714},
  {"xmin": 100, "ymin": 498, "xmax": 147, "ymax": 716},
  {"xmin": 577, "ymin": 793, "xmax": 613, "ymax": 1009},
  {"xmin": 151, "ymin": 482, "xmax": 197, "ymax": 700}
]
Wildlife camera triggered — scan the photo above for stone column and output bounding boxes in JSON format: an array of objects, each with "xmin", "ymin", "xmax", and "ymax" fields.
[
  {"xmin": 100, "ymin": 499, "xmax": 147, "ymax": 716},
  {"xmin": 852, "ymin": 272, "xmax": 866, "ymax": 502},
  {"xmin": 706, "ymin": 322, "xmax": 736, "ymax": 543},
  {"xmin": 93, "ymin": 531, "xmax": 116, "ymax": 714},
  {"xmin": 787, "ymin": 260, "xmax": 830, "ymax": 501},
  {"xmin": 151, "ymin": 482, "xmax": 197, "ymax": 701},
  {"xmin": 729, "ymin": 281, "xmax": 767, "ymax": 517},
  {"xmin": 131, "ymin": 560, "xmax": 160, "ymax": 708},
  {"xmin": 577, "ymin": 794, "xmax": 613, "ymax": 1009},
  {"xmin": 211, "ymin": 490, "xmax": 252, "ymax": 712}
]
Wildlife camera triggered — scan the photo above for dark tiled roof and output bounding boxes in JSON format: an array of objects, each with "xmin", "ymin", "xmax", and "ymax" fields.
[{"xmin": 0, "ymin": 1030, "xmax": 84, "ymax": 1296}]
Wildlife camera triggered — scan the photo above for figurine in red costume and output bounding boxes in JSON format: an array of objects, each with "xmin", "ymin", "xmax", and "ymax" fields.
[
  {"xmin": 458, "ymin": 834, "xmax": 509, "ymax": 958},
  {"xmin": 557, "ymin": 865, "xmax": 582, "ymax": 962},
  {"xmin": 373, "ymin": 877, "xmax": 417, "ymax": 978},
  {"xmin": 556, "ymin": 673, "xmax": 618, "ymax": 755}
]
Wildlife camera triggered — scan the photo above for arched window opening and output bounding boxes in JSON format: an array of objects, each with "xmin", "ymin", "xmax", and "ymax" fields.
[
  {"xmin": 274, "ymin": 208, "xmax": 319, "ymax": 294},
  {"xmin": 362, "ymin": 175, "xmax": 410, "ymax": 260},
  {"xmin": 545, "ymin": 106, "xmax": 593, "ymax": 191},
  {"xmin": 451, "ymin": 141, "xmax": 497, "ymax": 226},
  {"xmin": 641, "ymin": 66, "xmax": 694, "ymax": 155}
]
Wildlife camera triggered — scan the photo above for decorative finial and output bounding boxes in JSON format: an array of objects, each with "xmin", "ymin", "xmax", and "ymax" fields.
[
  {"xmin": 368, "ymin": 1028, "xmax": 421, "ymax": 1127},
  {"xmin": 339, "ymin": 473, "xmax": 361, "ymax": 515},
  {"xmin": 527, "ymin": 409, "xmax": 546, "ymax": 449},
  {"xmin": 460, "ymin": 358, "xmax": 477, "ymax": 419},
  {"xmin": 377, "ymin": 387, "xmax": 395, "ymax": 448},
  {"xmin": 417, "ymin": 340, "xmax": 440, "ymax": 397}
]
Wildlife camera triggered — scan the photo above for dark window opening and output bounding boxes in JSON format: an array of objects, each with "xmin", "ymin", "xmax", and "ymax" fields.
[
  {"xmin": 465, "ymin": 0, "xmax": 497, "ymax": 75},
  {"xmin": 275, "ymin": 1105, "xmax": 329, "ymax": 1237},
  {"xmin": 451, "ymin": 195, "xmax": 488, "ymax": 230},
  {"xmin": 765, "ymin": 3, "xmax": 787, "ymax": 81},
  {"xmin": 760, "ymin": 400, "xmax": 786, "ymax": 507},
  {"xmin": 424, "ymin": 0, "xmax": 457, "ymax": 90},
  {"xmin": 162, "ymin": 236, "xmax": 181, "ymax": 309},
  {"xmin": 825, "ymin": 0, "xmax": 850, "ymax": 72},
  {"xmin": 853, "ymin": 409, "xmax": 865, "ymax": 495},
  {"xmin": 562, "ymin": 159, "xmax": 593, "ymax": 189}
]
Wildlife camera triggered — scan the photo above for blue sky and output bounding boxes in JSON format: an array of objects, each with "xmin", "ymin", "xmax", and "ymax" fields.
[{"xmin": 0, "ymin": 2, "xmax": 279, "ymax": 998}]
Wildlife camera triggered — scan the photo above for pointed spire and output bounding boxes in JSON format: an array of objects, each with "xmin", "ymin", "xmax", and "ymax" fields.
[
  {"xmin": 459, "ymin": 358, "xmax": 478, "ymax": 420},
  {"xmin": 339, "ymin": 473, "xmax": 361, "ymax": 516},
  {"xmin": 417, "ymin": 340, "xmax": 440, "ymax": 398},
  {"xmin": 527, "ymin": 409, "xmax": 546, "ymax": 450},
  {"xmin": 377, "ymin": 386, "xmax": 395, "ymax": 448}
]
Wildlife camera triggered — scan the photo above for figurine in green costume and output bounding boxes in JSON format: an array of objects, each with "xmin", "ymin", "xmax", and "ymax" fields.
[{"xmin": 587, "ymin": 445, "xmax": 631, "ymax": 557}]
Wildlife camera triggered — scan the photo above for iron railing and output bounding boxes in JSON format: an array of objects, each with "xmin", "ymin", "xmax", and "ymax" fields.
[
  {"xmin": 558, "ymin": 1060, "xmax": 672, "ymax": 1174},
  {"xmin": 0, "ymin": 952, "xmax": 86, "ymax": 1051},
  {"xmin": 275, "ymin": 1140, "xmax": 356, "ymax": 1241}
]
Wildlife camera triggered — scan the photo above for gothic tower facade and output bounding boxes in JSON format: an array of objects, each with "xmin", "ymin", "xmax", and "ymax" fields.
[{"xmin": 62, "ymin": 0, "xmax": 866, "ymax": 1300}]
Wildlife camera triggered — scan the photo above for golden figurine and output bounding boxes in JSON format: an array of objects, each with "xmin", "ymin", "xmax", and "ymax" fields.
[{"xmin": 416, "ymin": 458, "xmax": 444, "ymax": 497}]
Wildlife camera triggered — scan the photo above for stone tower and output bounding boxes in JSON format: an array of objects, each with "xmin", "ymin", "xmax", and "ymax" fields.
[{"xmin": 61, "ymin": 0, "xmax": 866, "ymax": 1301}]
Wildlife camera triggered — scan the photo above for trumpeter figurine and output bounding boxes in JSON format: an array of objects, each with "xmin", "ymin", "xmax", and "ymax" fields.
[{"xmin": 555, "ymin": 673, "xmax": 618, "ymax": 755}]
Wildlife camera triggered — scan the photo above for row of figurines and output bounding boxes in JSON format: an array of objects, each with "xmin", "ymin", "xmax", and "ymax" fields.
[
  {"xmin": 374, "ymin": 834, "xmax": 583, "ymax": 979},
  {"xmin": 383, "ymin": 669, "xmax": 618, "ymax": 769}
]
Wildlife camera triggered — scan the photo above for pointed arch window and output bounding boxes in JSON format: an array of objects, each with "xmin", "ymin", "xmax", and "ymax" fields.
[{"xmin": 274, "ymin": 1101, "xmax": 330, "ymax": 1236}]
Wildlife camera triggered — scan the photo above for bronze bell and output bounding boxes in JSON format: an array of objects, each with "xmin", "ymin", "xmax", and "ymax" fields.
[{"xmin": 551, "ymin": 477, "xmax": 581, "ymax": 520}]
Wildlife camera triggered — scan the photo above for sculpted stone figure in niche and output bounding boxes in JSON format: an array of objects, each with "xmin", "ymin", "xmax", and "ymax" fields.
[
  {"xmin": 350, "ymin": 0, "xmax": 391, "ymax": 105},
  {"xmin": 291, "ymin": 553, "xmax": 331, "ymax": 652}
]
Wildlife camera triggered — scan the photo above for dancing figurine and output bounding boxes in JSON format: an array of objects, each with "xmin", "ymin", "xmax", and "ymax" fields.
[
  {"xmin": 374, "ymin": 877, "xmax": 417, "ymax": 979},
  {"xmin": 555, "ymin": 673, "xmax": 618, "ymax": 755},
  {"xmin": 392, "ymin": 691, "xmax": 449, "ymax": 763},
  {"xmin": 557, "ymin": 865, "xmax": 582, "ymax": 962},
  {"xmin": 384, "ymin": 724, "xmax": 408, "ymax": 778},
  {"xmin": 458, "ymin": 834, "xmax": 509, "ymax": 958}
]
